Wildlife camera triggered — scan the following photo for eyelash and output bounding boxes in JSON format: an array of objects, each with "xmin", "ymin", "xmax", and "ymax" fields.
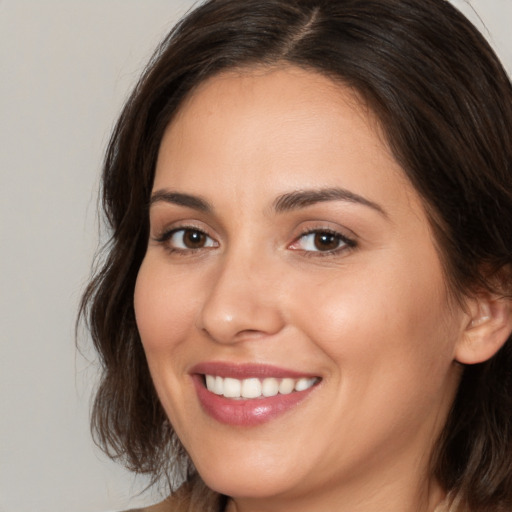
[
  {"xmin": 290, "ymin": 228, "xmax": 356, "ymax": 257},
  {"xmin": 153, "ymin": 226, "xmax": 356, "ymax": 257},
  {"xmin": 154, "ymin": 226, "xmax": 217, "ymax": 254}
]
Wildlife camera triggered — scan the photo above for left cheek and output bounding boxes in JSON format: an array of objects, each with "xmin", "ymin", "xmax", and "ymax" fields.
[
  {"xmin": 310, "ymin": 288, "xmax": 455, "ymax": 432},
  {"xmin": 297, "ymin": 271, "xmax": 450, "ymax": 373}
]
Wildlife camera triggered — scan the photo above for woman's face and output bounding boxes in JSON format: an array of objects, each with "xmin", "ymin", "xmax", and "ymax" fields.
[{"xmin": 135, "ymin": 66, "xmax": 467, "ymax": 508}]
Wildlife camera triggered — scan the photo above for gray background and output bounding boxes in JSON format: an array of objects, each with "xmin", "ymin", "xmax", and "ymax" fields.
[{"xmin": 1, "ymin": 1, "xmax": 510, "ymax": 511}]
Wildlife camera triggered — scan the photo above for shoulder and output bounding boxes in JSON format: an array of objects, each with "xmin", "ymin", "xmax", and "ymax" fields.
[
  {"xmin": 119, "ymin": 497, "xmax": 186, "ymax": 512},
  {"xmin": 121, "ymin": 500, "xmax": 177, "ymax": 512},
  {"xmin": 119, "ymin": 475, "xmax": 225, "ymax": 512},
  {"xmin": 118, "ymin": 494, "xmax": 188, "ymax": 512},
  {"xmin": 433, "ymin": 491, "xmax": 467, "ymax": 512},
  {"xmin": 123, "ymin": 500, "xmax": 175, "ymax": 512}
]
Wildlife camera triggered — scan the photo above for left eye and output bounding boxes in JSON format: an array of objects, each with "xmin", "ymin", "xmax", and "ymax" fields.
[
  {"xmin": 292, "ymin": 231, "xmax": 350, "ymax": 253},
  {"xmin": 168, "ymin": 228, "xmax": 217, "ymax": 250}
]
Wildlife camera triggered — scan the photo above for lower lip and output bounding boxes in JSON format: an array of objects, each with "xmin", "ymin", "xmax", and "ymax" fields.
[{"xmin": 192, "ymin": 375, "xmax": 317, "ymax": 427}]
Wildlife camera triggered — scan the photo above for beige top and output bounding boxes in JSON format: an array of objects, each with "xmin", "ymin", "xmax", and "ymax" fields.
[
  {"xmin": 433, "ymin": 492, "xmax": 463, "ymax": 512},
  {"xmin": 126, "ymin": 475, "xmax": 225, "ymax": 512},
  {"xmin": 126, "ymin": 477, "xmax": 462, "ymax": 512}
]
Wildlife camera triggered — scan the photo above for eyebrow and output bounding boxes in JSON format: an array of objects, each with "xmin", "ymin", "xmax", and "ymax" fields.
[
  {"xmin": 150, "ymin": 190, "xmax": 212, "ymax": 212},
  {"xmin": 150, "ymin": 186, "xmax": 387, "ymax": 217},
  {"xmin": 272, "ymin": 187, "xmax": 387, "ymax": 217}
]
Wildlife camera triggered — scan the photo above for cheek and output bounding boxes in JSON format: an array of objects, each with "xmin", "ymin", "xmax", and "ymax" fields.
[
  {"xmin": 297, "ymin": 266, "xmax": 460, "ymax": 453},
  {"xmin": 293, "ymin": 253, "xmax": 457, "ymax": 386},
  {"xmin": 134, "ymin": 256, "xmax": 197, "ymax": 358},
  {"xmin": 133, "ymin": 256, "xmax": 200, "ymax": 424}
]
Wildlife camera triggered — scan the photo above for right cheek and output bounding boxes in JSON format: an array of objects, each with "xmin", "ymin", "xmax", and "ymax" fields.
[
  {"xmin": 133, "ymin": 258, "xmax": 197, "ymax": 352},
  {"xmin": 134, "ymin": 259, "xmax": 171, "ymax": 350}
]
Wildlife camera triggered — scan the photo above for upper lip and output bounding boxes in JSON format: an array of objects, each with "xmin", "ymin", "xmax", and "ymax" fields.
[{"xmin": 190, "ymin": 361, "xmax": 320, "ymax": 379}]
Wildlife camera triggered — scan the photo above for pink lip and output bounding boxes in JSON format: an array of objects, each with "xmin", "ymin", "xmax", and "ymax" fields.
[
  {"xmin": 190, "ymin": 361, "xmax": 319, "ymax": 379},
  {"xmin": 190, "ymin": 362, "xmax": 320, "ymax": 427}
]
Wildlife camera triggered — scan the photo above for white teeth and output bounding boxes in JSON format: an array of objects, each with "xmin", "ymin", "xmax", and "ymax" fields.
[
  {"xmin": 262, "ymin": 377, "xmax": 279, "ymax": 397},
  {"xmin": 204, "ymin": 375, "xmax": 318, "ymax": 399},
  {"xmin": 205, "ymin": 374, "xmax": 216, "ymax": 392},
  {"xmin": 223, "ymin": 377, "xmax": 241, "ymax": 398},
  {"xmin": 278, "ymin": 378, "xmax": 295, "ymax": 395},
  {"xmin": 214, "ymin": 375, "xmax": 224, "ymax": 395},
  {"xmin": 241, "ymin": 378, "xmax": 261, "ymax": 398},
  {"xmin": 295, "ymin": 377, "xmax": 317, "ymax": 392}
]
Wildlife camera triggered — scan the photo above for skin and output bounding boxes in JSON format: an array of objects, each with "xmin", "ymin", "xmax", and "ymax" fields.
[{"xmin": 134, "ymin": 66, "xmax": 473, "ymax": 512}]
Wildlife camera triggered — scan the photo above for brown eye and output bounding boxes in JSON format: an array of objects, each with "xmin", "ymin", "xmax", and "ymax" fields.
[
  {"xmin": 183, "ymin": 229, "xmax": 206, "ymax": 248},
  {"xmin": 167, "ymin": 228, "xmax": 217, "ymax": 250},
  {"xmin": 313, "ymin": 232, "xmax": 340, "ymax": 251},
  {"xmin": 290, "ymin": 230, "xmax": 353, "ymax": 254}
]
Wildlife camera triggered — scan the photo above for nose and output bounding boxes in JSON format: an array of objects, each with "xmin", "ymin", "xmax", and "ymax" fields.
[{"xmin": 196, "ymin": 250, "xmax": 286, "ymax": 344}]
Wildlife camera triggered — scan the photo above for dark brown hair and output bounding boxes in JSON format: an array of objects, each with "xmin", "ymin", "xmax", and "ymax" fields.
[{"xmin": 80, "ymin": 0, "xmax": 512, "ymax": 509}]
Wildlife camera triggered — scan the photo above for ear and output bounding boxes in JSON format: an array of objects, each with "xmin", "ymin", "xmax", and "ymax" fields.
[{"xmin": 455, "ymin": 294, "xmax": 512, "ymax": 365}]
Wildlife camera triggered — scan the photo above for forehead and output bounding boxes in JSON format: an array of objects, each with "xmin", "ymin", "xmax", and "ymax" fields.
[
  {"xmin": 165, "ymin": 65, "xmax": 384, "ymax": 153},
  {"xmin": 154, "ymin": 65, "xmax": 416, "ymax": 218}
]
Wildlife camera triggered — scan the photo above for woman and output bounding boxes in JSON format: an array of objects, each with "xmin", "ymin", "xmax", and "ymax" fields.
[{"xmin": 80, "ymin": 0, "xmax": 512, "ymax": 511}]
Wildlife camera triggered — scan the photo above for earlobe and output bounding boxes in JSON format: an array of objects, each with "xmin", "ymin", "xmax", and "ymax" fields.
[{"xmin": 455, "ymin": 295, "xmax": 512, "ymax": 365}]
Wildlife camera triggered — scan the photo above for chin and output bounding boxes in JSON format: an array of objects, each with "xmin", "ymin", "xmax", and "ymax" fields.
[
  {"xmin": 190, "ymin": 444, "xmax": 308, "ymax": 499},
  {"xmin": 200, "ymin": 468, "xmax": 298, "ymax": 500}
]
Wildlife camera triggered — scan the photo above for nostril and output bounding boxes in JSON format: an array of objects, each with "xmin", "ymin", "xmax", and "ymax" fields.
[{"xmin": 234, "ymin": 329, "xmax": 271, "ymax": 340}]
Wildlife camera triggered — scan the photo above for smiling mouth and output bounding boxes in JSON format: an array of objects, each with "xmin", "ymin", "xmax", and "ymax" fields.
[
  {"xmin": 203, "ymin": 375, "xmax": 320, "ymax": 399},
  {"xmin": 192, "ymin": 365, "xmax": 321, "ymax": 426}
]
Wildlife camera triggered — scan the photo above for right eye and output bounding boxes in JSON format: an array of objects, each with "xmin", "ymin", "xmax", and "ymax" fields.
[{"xmin": 158, "ymin": 228, "xmax": 218, "ymax": 251}]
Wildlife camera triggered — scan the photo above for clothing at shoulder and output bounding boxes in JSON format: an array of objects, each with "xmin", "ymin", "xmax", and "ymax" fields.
[
  {"xmin": 121, "ymin": 475, "xmax": 225, "ymax": 512},
  {"xmin": 125, "ymin": 482, "xmax": 467, "ymax": 512},
  {"xmin": 434, "ymin": 492, "xmax": 466, "ymax": 512}
]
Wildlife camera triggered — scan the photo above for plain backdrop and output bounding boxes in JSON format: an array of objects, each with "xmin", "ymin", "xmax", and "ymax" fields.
[{"xmin": 1, "ymin": 1, "xmax": 511, "ymax": 511}]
